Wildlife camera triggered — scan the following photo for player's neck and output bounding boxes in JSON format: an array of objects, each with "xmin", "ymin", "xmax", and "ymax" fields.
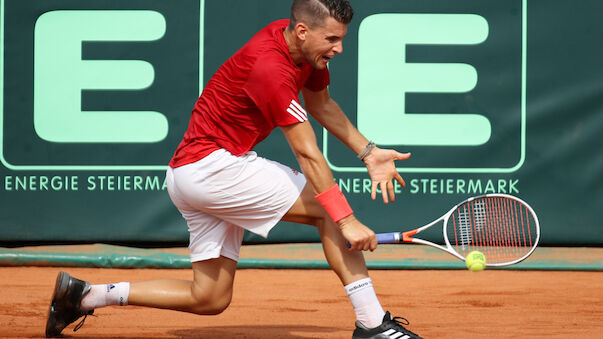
[{"xmin": 283, "ymin": 28, "xmax": 305, "ymax": 66}]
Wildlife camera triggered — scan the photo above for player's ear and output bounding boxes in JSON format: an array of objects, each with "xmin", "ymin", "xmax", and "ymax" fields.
[{"xmin": 294, "ymin": 22, "xmax": 309, "ymax": 41}]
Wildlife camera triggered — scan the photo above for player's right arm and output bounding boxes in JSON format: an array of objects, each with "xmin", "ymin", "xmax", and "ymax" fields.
[
  {"xmin": 243, "ymin": 53, "xmax": 375, "ymax": 250},
  {"xmin": 280, "ymin": 121, "xmax": 377, "ymax": 251}
]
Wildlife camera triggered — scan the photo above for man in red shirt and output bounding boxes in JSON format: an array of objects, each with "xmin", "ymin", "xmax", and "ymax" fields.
[{"xmin": 46, "ymin": 1, "xmax": 421, "ymax": 338}]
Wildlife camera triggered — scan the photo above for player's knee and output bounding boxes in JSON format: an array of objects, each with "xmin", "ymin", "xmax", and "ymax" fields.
[
  {"xmin": 213, "ymin": 291, "xmax": 233, "ymax": 314},
  {"xmin": 202, "ymin": 295, "xmax": 231, "ymax": 315},
  {"xmin": 190, "ymin": 287, "xmax": 232, "ymax": 315}
]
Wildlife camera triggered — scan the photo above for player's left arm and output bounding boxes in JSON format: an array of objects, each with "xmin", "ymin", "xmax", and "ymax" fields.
[{"xmin": 301, "ymin": 87, "xmax": 411, "ymax": 204}]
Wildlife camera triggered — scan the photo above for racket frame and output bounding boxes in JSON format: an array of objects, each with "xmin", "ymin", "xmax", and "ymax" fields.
[{"xmin": 383, "ymin": 194, "xmax": 540, "ymax": 267}]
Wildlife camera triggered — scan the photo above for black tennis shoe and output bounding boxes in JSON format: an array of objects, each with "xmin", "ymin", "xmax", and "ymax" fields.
[
  {"xmin": 45, "ymin": 271, "xmax": 94, "ymax": 337},
  {"xmin": 352, "ymin": 311, "xmax": 422, "ymax": 339}
]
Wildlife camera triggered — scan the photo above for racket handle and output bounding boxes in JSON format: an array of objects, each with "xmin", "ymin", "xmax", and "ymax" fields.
[
  {"xmin": 345, "ymin": 232, "xmax": 402, "ymax": 248},
  {"xmin": 376, "ymin": 232, "xmax": 401, "ymax": 244}
]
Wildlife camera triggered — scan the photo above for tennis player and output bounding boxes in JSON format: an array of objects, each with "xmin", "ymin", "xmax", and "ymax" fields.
[{"xmin": 46, "ymin": 1, "xmax": 421, "ymax": 338}]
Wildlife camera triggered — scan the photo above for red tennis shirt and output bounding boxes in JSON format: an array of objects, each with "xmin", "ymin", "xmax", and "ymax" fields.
[{"xmin": 169, "ymin": 19, "xmax": 330, "ymax": 168}]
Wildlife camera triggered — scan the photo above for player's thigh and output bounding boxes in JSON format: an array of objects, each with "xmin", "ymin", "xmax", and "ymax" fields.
[
  {"xmin": 170, "ymin": 150, "xmax": 306, "ymax": 238},
  {"xmin": 282, "ymin": 183, "xmax": 327, "ymax": 226}
]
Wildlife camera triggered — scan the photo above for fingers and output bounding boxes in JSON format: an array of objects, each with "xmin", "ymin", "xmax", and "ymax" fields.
[
  {"xmin": 369, "ymin": 232, "xmax": 378, "ymax": 251},
  {"xmin": 380, "ymin": 181, "xmax": 389, "ymax": 204},
  {"xmin": 387, "ymin": 180, "xmax": 395, "ymax": 202},
  {"xmin": 365, "ymin": 231, "xmax": 377, "ymax": 251},
  {"xmin": 394, "ymin": 172, "xmax": 406, "ymax": 188},
  {"xmin": 374, "ymin": 180, "xmax": 397, "ymax": 204},
  {"xmin": 362, "ymin": 237, "xmax": 371, "ymax": 251},
  {"xmin": 371, "ymin": 182, "xmax": 377, "ymax": 201},
  {"xmin": 366, "ymin": 149, "xmax": 410, "ymax": 203},
  {"xmin": 395, "ymin": 151, "xmax": 412, "ymax": 161},
  {"xmin": 349, "ymin": 232, "xmax": 376, "ymax": 252},
  {"xmin": 347, "ymin": 238, "xmax": 368, "ymax": 251},
  {"xmin": 343, "ymin": 224, "xmax": 377, "ymax": 252}
]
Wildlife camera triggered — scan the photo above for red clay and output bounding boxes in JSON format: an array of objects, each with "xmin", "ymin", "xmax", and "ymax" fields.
[{"xmin": 0, "ymin": 267, "xmax": 601, "ymax": 338}]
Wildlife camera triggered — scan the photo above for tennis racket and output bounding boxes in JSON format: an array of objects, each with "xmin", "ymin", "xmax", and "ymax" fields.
[{"xmin": 374, "ymin": 194, "xmax": 540, "ymax": 267}]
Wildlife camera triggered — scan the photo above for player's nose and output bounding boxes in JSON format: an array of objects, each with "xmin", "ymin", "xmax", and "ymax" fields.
[{"xmin": 332, "ymin": 41, "xmax": 343, "ymax": 54}]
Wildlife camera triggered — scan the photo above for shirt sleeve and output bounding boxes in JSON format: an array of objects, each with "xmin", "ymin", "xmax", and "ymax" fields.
[{"xmin": 244, "ymin": 61, "xmax": 309, "ymax": 127}]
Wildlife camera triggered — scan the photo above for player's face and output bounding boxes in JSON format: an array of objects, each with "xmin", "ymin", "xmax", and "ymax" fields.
[{"xmin": 302, "ymin": 17, "xmax": 347, "ymax": 70}]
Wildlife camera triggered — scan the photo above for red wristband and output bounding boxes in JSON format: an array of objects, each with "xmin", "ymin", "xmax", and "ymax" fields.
[{"xmin": 315, "ymin": 184, "xmax": 353, "ymax": 223}]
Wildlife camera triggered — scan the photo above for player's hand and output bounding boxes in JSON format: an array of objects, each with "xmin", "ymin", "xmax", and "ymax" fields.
[
  {"xmin": 338, "ymin": 215, "xmax": 377, "ymax": 251},
  {"xmin": 362, "ymin": 148, "xmax": 411, "ymax": 204}
]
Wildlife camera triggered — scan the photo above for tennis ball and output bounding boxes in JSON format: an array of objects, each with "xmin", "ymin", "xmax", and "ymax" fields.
[{"xmin": 465, "ymin": 251, "xmax": 486, "ymax": 272}]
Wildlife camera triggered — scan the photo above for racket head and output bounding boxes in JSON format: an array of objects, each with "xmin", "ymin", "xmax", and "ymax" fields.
[{"xmin": 442, "ymin": 194, "xmax": 540, "ymax": 267}]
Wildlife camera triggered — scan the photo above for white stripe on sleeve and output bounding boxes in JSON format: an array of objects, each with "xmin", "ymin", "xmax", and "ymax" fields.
[
  {"xmin": 286, "ymin": 99, "xmax": 308, "ymax": 122},
  {"xmin": 290, "ymin": 100, "xmax": 308, "ymax": 119},
  {"xmin": 287, "ymin": 107, "xmax": 306, "ymax": 122}
]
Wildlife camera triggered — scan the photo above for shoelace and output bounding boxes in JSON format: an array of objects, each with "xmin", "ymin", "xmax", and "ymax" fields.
[
  {"xmin": 390, "ymin": 316, "xmax": 422, "ymax": 338},
  {"xmin": 73, "ymin": 312, "xmax": 95, "ymax": 332},
  {"xmin": 392, "ymin": 316, "xmax": 410, "ymax": 327}
]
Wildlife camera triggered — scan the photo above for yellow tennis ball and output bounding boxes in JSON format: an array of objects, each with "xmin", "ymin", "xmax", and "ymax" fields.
[{"xmin": 465, "ymin": 251, "xmax": 486, "ymax": 272}]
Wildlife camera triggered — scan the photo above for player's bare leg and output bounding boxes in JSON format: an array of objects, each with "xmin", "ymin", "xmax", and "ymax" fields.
[
  {"xmin": 283, "ymin": 184, "xmax": 369, "ymax": 285},
  {"xmin": 46, "ymin": 256, "xmax": 237, "ymax": 337},
  {"xmin": 127, "ymin": 256, "xmax": 237, "ymax": 315},
  {"xmin": 283, "ymin": 184, "xmax": 387, "ymax": 326},
  {"xmin": 283, "ymin": 184, "xmax": 422, "ymax": 338}
]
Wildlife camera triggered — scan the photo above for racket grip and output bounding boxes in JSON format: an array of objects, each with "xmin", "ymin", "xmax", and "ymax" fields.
[
  {"xmin": 345, "ymin": 232, "xmax": 401, "ymax": 248},
  {"xmin": 376, "ymin": 232, "xmax": 401, "ymax": 244}
]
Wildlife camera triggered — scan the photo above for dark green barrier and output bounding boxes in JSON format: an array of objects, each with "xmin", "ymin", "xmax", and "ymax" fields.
[{"xmin": 1, "ymin": 0, "xmax": 601, "ymax": 245}]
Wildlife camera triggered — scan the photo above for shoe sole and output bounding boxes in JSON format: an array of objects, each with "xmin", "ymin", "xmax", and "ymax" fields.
[
  {"xmin": 45, "ymin": 271, "xmax": 71, "ymax": 337},
  {"xmin": 54, "ymin": 272, "xmax": 71, "ymax": 303}
]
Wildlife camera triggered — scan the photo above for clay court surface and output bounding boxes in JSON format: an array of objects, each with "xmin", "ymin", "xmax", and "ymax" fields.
[{"xmin": 0, "ymin": 266, "xmax": 601, "ymax": 338}]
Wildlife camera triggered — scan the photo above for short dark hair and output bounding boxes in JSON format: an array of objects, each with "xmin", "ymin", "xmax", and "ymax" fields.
[{"xmin": 289, "ymin": 0, "xmax": 354, "ymax": 29}]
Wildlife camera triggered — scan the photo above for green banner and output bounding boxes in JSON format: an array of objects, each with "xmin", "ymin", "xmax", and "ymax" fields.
[{"xmin": 1, "ymin": 0, "xmax": 602, "ymax": 245}]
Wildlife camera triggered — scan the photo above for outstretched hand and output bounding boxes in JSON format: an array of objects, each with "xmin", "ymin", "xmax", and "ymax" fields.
[{"xmin": 362, "ymin": 148, "xmax": 411, "ymax": 204}]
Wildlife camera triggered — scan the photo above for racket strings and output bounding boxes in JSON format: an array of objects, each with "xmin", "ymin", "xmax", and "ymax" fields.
[{"xmin": 447, "ymin": 196, "xmax": 537, "ymax": 265}]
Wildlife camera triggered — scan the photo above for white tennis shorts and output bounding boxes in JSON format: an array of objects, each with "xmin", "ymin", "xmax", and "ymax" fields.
[{"xmin": 166, "ymin": 149, "xmax": 306, "ymax": 262}]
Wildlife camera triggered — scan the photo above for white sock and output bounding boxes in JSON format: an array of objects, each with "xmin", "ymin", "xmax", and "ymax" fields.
[
  {"xmin": 345, "ymin": 278, "xmax": 385, "ymax": 328},
  {"xmin": 80, "ymin": 282, "xmax": 130, "ymax": 311}
]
